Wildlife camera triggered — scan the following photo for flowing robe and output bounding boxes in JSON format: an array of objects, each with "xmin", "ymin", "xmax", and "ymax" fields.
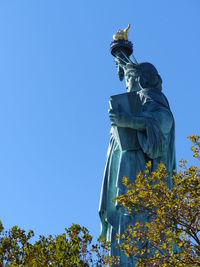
[{"xmin": 99, "ymin": 88, "xmax": 176, "ymax": 266}]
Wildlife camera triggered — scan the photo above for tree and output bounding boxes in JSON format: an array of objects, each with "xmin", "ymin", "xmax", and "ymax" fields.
[
  {"xmin": 1, "ymin": 135, "xmax": 200, "ymax": 267},
  {"xmin": 0, "ymin": 222, "xmax": 119, "ymax": 267},
  {"xmin": 115, "ymin": 135, "xmax": 200, "ymax": 266}
]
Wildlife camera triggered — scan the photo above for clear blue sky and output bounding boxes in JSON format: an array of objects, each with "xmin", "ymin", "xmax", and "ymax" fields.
[{"xmin": 0, "ymin": 0, "xmax": 199, "ymax": 240}]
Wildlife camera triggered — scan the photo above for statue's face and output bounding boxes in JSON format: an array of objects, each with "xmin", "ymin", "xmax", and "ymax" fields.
[{"xmin": 125, "ymin": 70, "xmax": 140, "ymax": 92}]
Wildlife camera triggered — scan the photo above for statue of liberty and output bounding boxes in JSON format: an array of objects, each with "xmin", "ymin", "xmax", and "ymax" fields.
[{"xmin": 99, "ymin": 25, "xmax": 176, "ymax": 266}]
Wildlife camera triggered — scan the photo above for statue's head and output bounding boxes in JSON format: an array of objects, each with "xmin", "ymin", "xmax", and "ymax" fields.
[
  {"xmin": 124, "ymin": 62, "xmax": 162, "ymax": 92},
  {"xmin": 124, "ymin": 63, "xmax": 140, "ymax": 92}
]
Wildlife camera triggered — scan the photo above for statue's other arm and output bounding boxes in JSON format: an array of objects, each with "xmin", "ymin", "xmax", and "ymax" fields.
[
  {"xmin": 109, "ymin": 109, "xmax": 146, "ymax": 130},
  {"xmin": 109, "ymin": 104, "xmax": 174, "ymax": 159},
  {"xmin": 109, "ymin": 104, "xmax": 173, "ymax": 134}
]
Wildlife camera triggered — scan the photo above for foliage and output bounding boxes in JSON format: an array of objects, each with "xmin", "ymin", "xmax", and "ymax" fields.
[
  {"xmin": 0, "ymin": 222, "xmax": 119, "ymax": 267},
  {"xmin": 2, "ymin": 135, "xmax": 200, "ymax": 266},
  {"xmin": 116, "ymin": 135, "xmax": 200, "ymax": 266}
]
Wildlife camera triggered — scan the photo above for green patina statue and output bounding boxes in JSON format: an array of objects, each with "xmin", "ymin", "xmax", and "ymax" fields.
[{"xmin": 99, "ymin": 25, "xmax": 176, "ymax": 266}]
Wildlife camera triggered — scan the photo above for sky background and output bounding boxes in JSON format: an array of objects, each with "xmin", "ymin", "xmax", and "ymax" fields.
[{"xmin": 0, "ymin": 0, "xmax": 199, "ymax": 241}]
